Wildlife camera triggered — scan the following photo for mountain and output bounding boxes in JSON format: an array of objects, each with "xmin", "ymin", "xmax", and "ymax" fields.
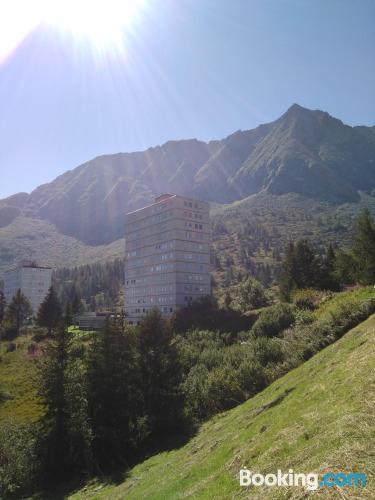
[{"xmin": 1, "ymin": 104, "xmax": 375, "ymax": 273}]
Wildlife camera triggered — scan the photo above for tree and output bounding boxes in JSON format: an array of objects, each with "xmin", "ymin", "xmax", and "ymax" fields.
[
  {"xmin": 223, "ymin": 291, "xmax": 232, "ymax": 309},
  {"xmin": 72, "ymin": 294, "xmax": 84, "ymax": 315},
  {"xmin": 138, "ymin": 309, "xmax": 184, "ymax": 439},
  {"xmin": 37, "ymin": 323, "xmax": 92, "ymax": 482},
  {"xmin": 87, "ymin": 318, "xmax": 143, "ymax": 470},
  {"xmin": 294, "ymin": 239, "xmax": 318, "ymax": 289},
  {"xmin": 279, "ymin": 242, "xmax": 298, "ymax": 301},
  {"xmin": 319, "ymin": 244, "xmax": 340, "ymax": 291},
  {"xmin": 279, "ymin": 240, "xmax": 319, "ymax": 300},
  {"xmin": 4, "ymin": 289, "xmax": 32, "ymax": 336},
  {"xmin": 0, "ymin": 290, "xmax": 5, "ymax": 324},
  {"xmin": 352, "ymin": 208, "xmax": 375, "ymax": 284},
  {"xmin": 231, "ymin": 277, "xmax": 268, "ymax": 312},
  {"xmin": 37, "ymin": 287, "xmax": 63, "ymax": 336},
  {"xmin": 65, "ymin": 302, "xmax": 73, "ymax": 327}
]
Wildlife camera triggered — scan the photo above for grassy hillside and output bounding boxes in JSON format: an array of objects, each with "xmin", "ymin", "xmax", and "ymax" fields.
[
  {"xmin": 70, "ymin": 314, "xmax": 375, "ymax": 499},
  {"xmin": 0, "ymin": 335, "xmax": 42, "ymax": 423}
]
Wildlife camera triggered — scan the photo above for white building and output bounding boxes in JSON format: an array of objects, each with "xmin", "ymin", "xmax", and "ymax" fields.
[
  {"xmin": 124, "ymin": 194, "xmax": 211, "ymax": 324},
  {"xmin": 3, "ymin": 262, "xmax": 52, "ymax": 314}
]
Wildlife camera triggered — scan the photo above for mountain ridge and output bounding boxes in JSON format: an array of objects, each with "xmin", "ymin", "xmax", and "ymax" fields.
[{"xmin": 1, "ymin": 104, "xmax": 375, "ymax": 252}]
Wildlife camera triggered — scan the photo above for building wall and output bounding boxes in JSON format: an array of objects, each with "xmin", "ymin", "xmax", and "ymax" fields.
[
  {"xmin": 4, "ymin": 266, "xmax": 52, "ymax": 314},
  {"xmin": 124, "ymin": 194, "xmax": 211, "ymax": 323}
]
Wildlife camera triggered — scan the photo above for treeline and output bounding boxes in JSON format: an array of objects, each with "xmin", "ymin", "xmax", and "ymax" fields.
[
  {"xmin": 53, "ymin": 259, "xmax": 124, "ymax": 311},
  {"xmin": 280, "ymin": 208, "xmax": 375, "ymax": 299}
]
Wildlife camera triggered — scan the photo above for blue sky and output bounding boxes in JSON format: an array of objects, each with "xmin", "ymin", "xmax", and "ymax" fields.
[{"xmin": 0, "ymin": 0, "xmax": 374, "ymax": 198}]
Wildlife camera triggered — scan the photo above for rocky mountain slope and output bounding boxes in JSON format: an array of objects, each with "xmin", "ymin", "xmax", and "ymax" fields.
[{"xmin": 1, "ymin": 104, "xmax": 375, "ymax": 275}]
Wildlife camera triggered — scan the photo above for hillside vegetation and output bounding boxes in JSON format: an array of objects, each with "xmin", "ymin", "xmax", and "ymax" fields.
[{"xmin": 70, "ymin": 313, "xmax": 375, "ymax": 500}]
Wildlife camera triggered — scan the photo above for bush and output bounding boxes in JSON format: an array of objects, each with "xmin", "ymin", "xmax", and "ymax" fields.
[
  {"xmin": 292, "ymin": 289, "xmax": 320, "ymax": 310},
  {"xmin": 0, "ymin": 421, "xmax": 37, "ymax": 497},
  {"xmin": 252, "ymin": 304, "xmax": 295, "ymax": 338},
  {"xmin": 249, "ymin": 337, "xmax": 284, "ymax": 365},
  {"xmin": 294, "ymin": 308, "xmax": 314, "ymax": 325},
  {"xmin": 231, "ymin": 277, "xmax": 269, "ymax": 313}
]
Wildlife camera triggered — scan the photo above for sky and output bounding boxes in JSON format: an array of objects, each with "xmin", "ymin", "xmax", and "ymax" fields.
[{"xmin": 0, "ymin": 0, "xmax": 374, "ymax": 199}]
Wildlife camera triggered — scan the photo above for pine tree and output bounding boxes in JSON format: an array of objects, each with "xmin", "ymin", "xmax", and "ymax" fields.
[
  {"xmin": 65, "ymin": 302, "xmax": 73, "ymax": 326},
  {"xmin": 279, "ymin": 242, "xmax": 297, "ymax": 301},
  {"xmin": 87, "ymin": 318, "xmax": 143, "ymax": 470},
  {"xmin": 138, "ymin": 309, "xmax": 184, "ymax": 439},
  {"xmin": 37, "ymin": 287, "xmax": 63, "ymax": 336},
  {"xmin": 0, "ymin": 291, "xmax": 5, "ymax": 324},
  {"xmin": 72, "ymin": 294, "xmax": 84, "ymax": 315},
  {"xmin": 4, "ymin": 289, "xmax": 33, "ymax": 336},
  {"xmin": 319, "ymin": 244, "xmax": 340, "ymax": 291},
  {"xmin": 294, "ymin": 239, "xmax": 317, "ymax": 288},
  {"xmin": 37, "ymin": 323, "xmax": 92, "ymax": 482},
  {"xmin": 352, "ymin": 208, "xmax": 375, "ymax": 284}
]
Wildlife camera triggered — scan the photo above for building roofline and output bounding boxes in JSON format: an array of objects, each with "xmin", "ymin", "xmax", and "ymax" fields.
[{"xmin": 126, "ymin": 194, "xmax": 209, "ymax": 216}]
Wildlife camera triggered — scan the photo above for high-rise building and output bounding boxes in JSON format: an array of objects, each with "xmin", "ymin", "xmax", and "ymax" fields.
[
  {"xmin": 3, "ymin": 262, "xmax": 52, "ymax": 314},
  {"xmin": 124, "ymin": 194, "xmax": 211, "ymax": 324}
]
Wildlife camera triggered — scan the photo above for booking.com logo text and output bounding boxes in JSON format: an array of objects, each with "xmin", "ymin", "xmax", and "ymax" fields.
[{"xmin": 239, "ymin": 469, "xmax": 366, "ymax": 491}]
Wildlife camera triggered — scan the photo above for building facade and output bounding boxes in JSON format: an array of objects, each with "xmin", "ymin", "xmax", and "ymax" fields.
[
  {"xmin": 3, "ymin": 262, "xmax": 52, "ymax": 314},
  {"xmin": 124, "ymin": 194, "xmax": 211, "ymax": 323}
]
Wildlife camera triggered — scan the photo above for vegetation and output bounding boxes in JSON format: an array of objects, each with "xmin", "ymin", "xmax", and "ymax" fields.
[
  {"xmin": 69, "ymin": 313, "xmax": 375, "ymax": 499},
  {"xmin": 1, "ymin": 289, "xmax": 32, "ymax": 339},
  {"xmin": 36, "ymin": 287, "xmax": 63, "ymax": 336},
  {"xmin": 1, "ymin": 210, "xmax": 375, "ymax": 496}
]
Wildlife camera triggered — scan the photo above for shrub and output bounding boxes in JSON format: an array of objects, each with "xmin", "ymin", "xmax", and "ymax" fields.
[
  {"xmin": 292, "ymin": 289, "xmax": 320, "ymax": 310},
  {"xmin": 252, "ymin": 304, "xmax": 295, "ymax": 338},
  {"xmin": 231, "ymin": 277, "xmax": 269, "ymax": 313},
  {"xmin": 0, "ymin": 421, "xmax": 37, "ymax": 498},
  {"xmin": 294, "ymin": 308, "xmax": 314, "ymax": 325},
  {"xmin": 249, "ymin": 337, "xmax": 284, "ymax": 365}
]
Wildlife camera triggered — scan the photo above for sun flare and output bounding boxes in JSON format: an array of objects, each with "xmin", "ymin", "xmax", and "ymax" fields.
[
  {"xmin": 0, "ymin": 0, "xmax": 147, "ymax": 63},
  {"xmin": 43, "ymin": 0, "xmax": 146, "ymax": 49}
]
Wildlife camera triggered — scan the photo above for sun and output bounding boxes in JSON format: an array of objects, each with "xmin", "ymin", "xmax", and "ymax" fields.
[
  {"xmin": 42, "ymin": 0, "xmax": 146, "ymax": 50},
  {"xmin": 0, "ymin": 0, "xmax": 147, "ymax": 63}
]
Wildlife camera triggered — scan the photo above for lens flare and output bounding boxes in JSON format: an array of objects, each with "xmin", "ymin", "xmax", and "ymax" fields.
[{"xmin": 0, "ymin": 0, "xmax": 147, "ymax": 63}]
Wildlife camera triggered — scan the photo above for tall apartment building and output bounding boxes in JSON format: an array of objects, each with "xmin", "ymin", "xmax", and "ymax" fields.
[
  {"xmin": 124, "ymin": 194, "xmax": 211, "ymax": 324},
  {"xmin": 3, "ymin": 262, "xmax": 52, "ymax": 314}
]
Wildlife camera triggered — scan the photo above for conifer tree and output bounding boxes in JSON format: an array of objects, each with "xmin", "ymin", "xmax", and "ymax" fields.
[
  {"xmin": 37, "ymin": 323, "xmax": 92, "ymax": 482},
  {"xmin": 65, "ymin": 302, "xmax": 73, "ymax": 326},
  {"xmin": 138, "ymin": 309, "xmax": 184, "ymax": 438},
  {"xmin": 4, "ymin": 289, "xmax": 32, "ymax": 336},
  {"xmin": 87, "ymin": 318, "xmax": 143, "ymax": 470},
  {"xmin": 37, "ymin": 287, "xmax": 63, "ymax": 336},
  {"xmin": 279, "ymin": 242, "xmax": 297, "ymax": 301},
  {"xmin": 0, "ymin": 290, "xmax": 5, "ymax": 324},
  {"xmin": 320, "ymin": 244, "xmax": 340, "ymax": 291},
  {"xmin": 352, "ymin": 208, "xmax": 375, "ymax": 284}
]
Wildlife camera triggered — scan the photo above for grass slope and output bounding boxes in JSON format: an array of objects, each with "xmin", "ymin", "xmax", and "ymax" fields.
[
  {"xmin": 71, "ymin": 315, "xmax": 375, "ymax": 499},
  {"xmin": 0, "ymin": 335, "xmax": 41, "ymax": 423}
]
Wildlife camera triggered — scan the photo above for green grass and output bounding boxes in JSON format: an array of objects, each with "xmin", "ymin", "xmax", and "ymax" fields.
[
  {"xmin": 70, "ymin": 314, "xmax": 375, "ymax": 499},
  {"xmin": 315, "ymin": 286, "xmax": 375, "ymax": 320},
  {"xmin": 0, "ymin": 335, "xmax": 41, "ymax": 423}
]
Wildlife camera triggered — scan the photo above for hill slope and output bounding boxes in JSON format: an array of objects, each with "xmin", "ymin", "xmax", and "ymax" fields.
[{"xmin": 71, "ymin": 315, "xmax": 375, "ymax": 499}]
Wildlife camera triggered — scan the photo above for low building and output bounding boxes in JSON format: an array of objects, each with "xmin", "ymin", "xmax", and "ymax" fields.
[
  {"xmin": 124, "ymin": 194, "xmax": 211, "ymax": 324},
  {"xmin": 3, "ymin": 261, "xmax": 52, "ymax": 314},
  {"xmin": 74, "ymin": 312, "xmax": 119, "ymax": 330}
]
